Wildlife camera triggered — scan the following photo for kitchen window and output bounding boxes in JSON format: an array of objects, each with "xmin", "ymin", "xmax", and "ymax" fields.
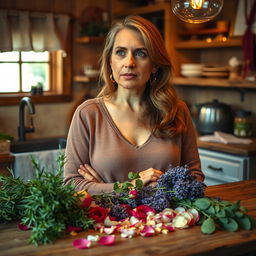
[
  {"xmin": 0, "ymin": 51, "xmax": 50, "ymax": 93},
  {"xmin": 0, "ymin": 10, "xmax": 72, "ymax": 105},
  {"xmin": 0, "ymin": 50, "xmax": 71, "ymax": 105}
]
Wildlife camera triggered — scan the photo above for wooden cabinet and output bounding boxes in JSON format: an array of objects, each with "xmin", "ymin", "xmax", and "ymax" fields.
[
  {"xmin": 112, "ymin": 0, "xmax": 255, "ymax": 89},
  {"xmin": 199, "ymin": 148, "xmax": 250, "ymax": 186}
]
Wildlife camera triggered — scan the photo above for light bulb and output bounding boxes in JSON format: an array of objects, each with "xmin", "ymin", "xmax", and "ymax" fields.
[{"xmin": 171, "ymin": 0, "xmax": 223, "ymax": 24}]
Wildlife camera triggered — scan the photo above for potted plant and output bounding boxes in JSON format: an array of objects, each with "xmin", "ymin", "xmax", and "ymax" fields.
[{"xmin": 0, "ymin": 133, "xmax": 14, "ymax": 155}]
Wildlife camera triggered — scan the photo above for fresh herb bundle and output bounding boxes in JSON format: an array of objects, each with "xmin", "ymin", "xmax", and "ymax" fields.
[
  {"xmin": 176, "ymin": 197, "xmax": 256, "ymax": 234},
  {"xmin": 0, "ymin": 151, "xmax": 93, "ymax": 246},
  {"xmin": 0, "ymin": 171, "xmax": 28, "ymax": 222}
]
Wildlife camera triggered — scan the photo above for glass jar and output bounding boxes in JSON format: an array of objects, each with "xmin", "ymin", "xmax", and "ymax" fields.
[{"xmin": 234, "ymin": 110, "xmax": 253, "ymax": 138}]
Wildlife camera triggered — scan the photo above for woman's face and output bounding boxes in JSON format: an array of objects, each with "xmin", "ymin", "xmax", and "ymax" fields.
[{"xmin": 110, "ymin": 28, "xmax": 155, "ymax": 92}]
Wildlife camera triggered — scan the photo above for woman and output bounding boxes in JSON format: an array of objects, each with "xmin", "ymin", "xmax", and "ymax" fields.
[{"xmin": 64, "ymin": 16, "xmax": 204, "ymax": 195}]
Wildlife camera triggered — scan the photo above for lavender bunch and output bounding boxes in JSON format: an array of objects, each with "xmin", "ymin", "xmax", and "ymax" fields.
[{"xmin": 156, "ymin": 165, "xmax": 206, "ymax": 201}]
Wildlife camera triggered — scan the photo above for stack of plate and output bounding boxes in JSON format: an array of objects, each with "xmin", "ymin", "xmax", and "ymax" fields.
[
  {"xmin": 181, "ymin": 63, "xmax": 204, "ymax": 78},
  {"xmin": 202, "ymin": 66, "xmax": 229, "ymax": 78}
]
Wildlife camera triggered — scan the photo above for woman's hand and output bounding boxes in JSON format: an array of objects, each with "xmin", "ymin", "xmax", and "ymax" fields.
[
  {"xmin": 78, "ymin": 164, "xmax": 103, "ymax": 183},
  {"xmin": 136, "ymin": 168, "xmax": 164, "ymax": 186}
]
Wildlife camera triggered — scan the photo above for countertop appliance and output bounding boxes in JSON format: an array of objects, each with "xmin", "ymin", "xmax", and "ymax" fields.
[{"xmin": 195, "ymin": 99, "xmax": 233, "ymax": 135}]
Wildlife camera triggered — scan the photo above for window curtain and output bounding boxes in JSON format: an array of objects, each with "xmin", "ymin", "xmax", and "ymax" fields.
[{"xmin": 0, "ymin": 9, "xmax": 70, "ymax": 53}]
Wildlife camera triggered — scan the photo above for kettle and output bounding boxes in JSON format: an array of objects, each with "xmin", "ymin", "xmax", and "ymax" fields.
[{"xmin": 195, "ymin": 99, "xmax": 233, "ymax": 135}]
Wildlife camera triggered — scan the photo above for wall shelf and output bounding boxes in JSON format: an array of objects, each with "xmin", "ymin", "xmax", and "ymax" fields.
[
  {"xmin": 175, "ymin": 37, "xmax": 242, "ymax": 49},
  {"xmin": 172, "ymin": 77, "xmax": 256, "ymax": 89},
  {"xmin": 73, "ymin": 75, "xmax": 97, "ymax": 83}
]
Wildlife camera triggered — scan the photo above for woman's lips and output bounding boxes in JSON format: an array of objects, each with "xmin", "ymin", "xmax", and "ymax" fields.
[{"xmin": 121, "ymin": 73, "xmax": 137, "ymax": 80}]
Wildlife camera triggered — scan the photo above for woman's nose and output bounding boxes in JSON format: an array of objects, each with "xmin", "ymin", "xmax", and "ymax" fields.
[{"xmin": 125, "ymin": 54, "xmax": 136, "ymax": 68}]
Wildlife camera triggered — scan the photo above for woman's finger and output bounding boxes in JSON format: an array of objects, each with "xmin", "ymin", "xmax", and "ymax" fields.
[
  {"xmin": 78, "ymin": 168, "xmax": 95, "ymax": 181},
  {"xmin": 84, "ymin": 164, "xmax": 104, "ymax": 183},
  {"xmin": 138, "ymin": 168, "xmax": 164, "ymax": 185}
]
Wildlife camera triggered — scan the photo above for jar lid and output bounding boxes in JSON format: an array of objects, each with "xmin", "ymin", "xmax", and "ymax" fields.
[{"xmin": 236, "ymin": 110, "xmax": 251, "ymax": 117}]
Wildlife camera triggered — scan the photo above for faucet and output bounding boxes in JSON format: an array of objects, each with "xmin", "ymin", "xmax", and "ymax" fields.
[{"xmin": 18, "ymin": 97, "xmax": 35, "ymax": 141}]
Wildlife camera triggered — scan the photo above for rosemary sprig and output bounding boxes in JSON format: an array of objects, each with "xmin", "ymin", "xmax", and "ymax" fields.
[{"xmin": 0, "ymin": 150, "xmax": 93, "ymax": 246}]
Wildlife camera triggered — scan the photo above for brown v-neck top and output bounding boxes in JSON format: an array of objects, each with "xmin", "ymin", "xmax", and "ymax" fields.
[{"xmin": 64, "ymin": 97, "xmax": 203, "ymax": 195}]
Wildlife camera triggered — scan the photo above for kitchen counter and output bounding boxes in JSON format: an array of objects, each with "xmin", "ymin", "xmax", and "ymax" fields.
[
  {"xmin": 0, "ymin": 180, "xmax": 256, "ymax": 256},
  {"xmin": 197, "ymin": 138, "xmax": 256, "ymax": 156}
]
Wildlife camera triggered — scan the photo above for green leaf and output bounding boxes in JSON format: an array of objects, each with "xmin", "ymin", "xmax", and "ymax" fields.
[
  {"xmin": 224, "ymin": 206, "xmax": 235, "ymax": 217},
  {"xmin": 128, "ymin": 172, "xmax": 140, "ymax": 180},
  {"xmin": 201, "ymin": 217, "xmax": 216, "ymax": 234},
  {"xmin": 218, "ymin": 217, "xmax": 229, "ymax": 224},
  {"xmin": 214, "ymin": 204, "xmax": 220, "ymax": 213},
  {"xmin": 236, "ymin": 216, "xmax": 252, "ymax": 230},
  {"xmin": 230, "ymin": 200, "xmax": 240, "ymax": 211},
  {"xmin": 234, "ymin": 211, "xmax": 244, "ymax": 219},
  {"xmin": 113, "ymin": 182, "xmax": 122, "ymax": 192},
  {"xmin": 220, "ymin": 200, "xmax": 232, "ymax": 206},
  {"xmin": 135, "ymin": 179, "xmax": 143, "ymax": 189},
  {"xmin": 205, "ymin": 206, "xmax": 215, "ymax": 215},
  {"xmin": 194, "ymin": 198, "xmax": 211, "ymax": 210},
  {"xmin": 219, "ymin": 217, "xmax": 238, "ymax": 232},
  {"xmin": 216, "ymin": 208, "xmax": 226, "ymax": 218}
]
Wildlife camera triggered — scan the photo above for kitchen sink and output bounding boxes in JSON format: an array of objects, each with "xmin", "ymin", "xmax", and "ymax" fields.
[{"xmin": 11, "ymin": 137, "xmax": 67, "ymax": 153}]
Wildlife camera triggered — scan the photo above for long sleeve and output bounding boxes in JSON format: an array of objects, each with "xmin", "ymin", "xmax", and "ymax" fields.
[{"xmin": 64, "ymin": 100, "xmax": 114, "ymax": 194}]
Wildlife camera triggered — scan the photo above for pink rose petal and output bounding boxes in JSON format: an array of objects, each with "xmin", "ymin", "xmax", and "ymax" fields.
[
  {"xmin": 163, "ymin": 224, "xmax": 175, "ymax": 232},
  {"xmin": 174, "ymin": 207, "xmax": 186, "ymax": 213},
  {"xmin": 98, "ymin": 235, "xmax": 115, "ymax": 246},
  {"xmin": 187, "ymin": 208, "xmax": 200, "ymax": 224},
  {"xmin": 18, "ymin": 223, "xmax": 30, "ymax": 231},
  {"xmin": 140, "ymin": 225, "xmax": 155, "ymax": 237},
  {"xmin": 73, "ymin": 238, "xmax": 91, "ymax": 249},
  {"xmin": 66, "ymin": 225, "xmax": 83, "ymax": 233},
  {"xmin": 172, "ymin": 215, "xmax": 189, "ymax": 229}
]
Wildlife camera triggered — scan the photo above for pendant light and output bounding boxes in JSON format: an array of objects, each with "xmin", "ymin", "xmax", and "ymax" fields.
[{"xmin": 171, "ymin": 0, "xmax": 224, "ymax": 23}]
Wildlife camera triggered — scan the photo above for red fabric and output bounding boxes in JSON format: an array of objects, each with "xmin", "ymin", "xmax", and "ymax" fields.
[{"xmin": 242, "ymin": 0, "xmax": 256, "ymax": 78}]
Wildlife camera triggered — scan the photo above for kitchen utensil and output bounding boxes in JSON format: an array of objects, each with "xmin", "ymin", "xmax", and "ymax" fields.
[{"xmin": 195, "ymin": 99, "xmax": 233, "ymax": 134}]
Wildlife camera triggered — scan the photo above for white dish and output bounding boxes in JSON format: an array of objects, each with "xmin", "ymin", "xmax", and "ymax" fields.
[
  {"xmin": 181, "ymin": 63, "xmax": 204, "ymax": 71},
  {"xmin": 84, "ymin": 69, "xmax": 100, "ymax": 77},
  {"xmin": 181, "ymin": 70, "xmax": 202, "ymax": 77}
]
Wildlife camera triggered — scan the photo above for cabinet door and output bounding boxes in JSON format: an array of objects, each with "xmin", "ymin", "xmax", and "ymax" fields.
[{"xmin": 199, "ymin": 149, "xmax": 248, "ymax": 186}]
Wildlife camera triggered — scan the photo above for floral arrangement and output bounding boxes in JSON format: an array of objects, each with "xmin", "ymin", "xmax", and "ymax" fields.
[
  {"xmin": 0, "ymin": 151, "xmax": 255, "ymax": 249},
  {"xmin": 70, "ymin": 166, "xmax": 255, "ymax": 249}
]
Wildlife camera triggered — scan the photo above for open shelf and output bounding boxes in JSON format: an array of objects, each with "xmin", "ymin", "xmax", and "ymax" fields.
[
  {"xmin": 179, "ymin": 27, "xmax": 229, "ymax": 36},
  {"xmin": 172, "ymin": 77, "xmax": 256, "ymax": 89},
  {"xmin": 175, "ymin": 37, "xmax": 242, "ymax": 49},
  {"xmin": 73, "ymin": 75, "xmax": 98, "ymax": 83}
]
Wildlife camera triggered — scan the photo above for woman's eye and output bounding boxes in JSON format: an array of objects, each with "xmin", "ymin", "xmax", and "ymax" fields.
[
  {"xmin": 116, "ymin": 49, "xmax": 126, "ymax": 56},
  {"xmin": 135, "ymin": 50, "xmax": 147, "ymax": 57}
]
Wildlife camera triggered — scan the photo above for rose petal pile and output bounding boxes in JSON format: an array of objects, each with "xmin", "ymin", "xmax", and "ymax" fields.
[{"xmin": 93, "ymin": 206, "xmax": 200, "ymax": 239}]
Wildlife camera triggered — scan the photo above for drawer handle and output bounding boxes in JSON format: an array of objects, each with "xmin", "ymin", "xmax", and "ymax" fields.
[{"xmin": 207, "ymin": 165, "xmax": 223, "ymax": 171}]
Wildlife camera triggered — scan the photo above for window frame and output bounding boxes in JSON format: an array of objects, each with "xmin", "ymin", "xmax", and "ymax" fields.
[{"xmin": 0, "ymin": 48, "xmax": 72, "ymax": 106}]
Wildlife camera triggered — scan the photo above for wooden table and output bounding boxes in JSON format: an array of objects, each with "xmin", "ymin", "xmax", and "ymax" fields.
[{"xmin": 1, "ymin": 180, "xmax": 256, "ymax": 256}]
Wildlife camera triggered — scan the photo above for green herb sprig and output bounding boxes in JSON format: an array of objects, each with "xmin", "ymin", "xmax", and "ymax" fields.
[
  {"xmin": 0, "ymin": 151, "xmax": 93, "ymax": 246},
  {"xmin": 113, "ymin": 171, "xmax": 143, "ymax": 193},
  {"xmin": 176, "ymin": 197, "xmax": 256, "ymax": 234}
]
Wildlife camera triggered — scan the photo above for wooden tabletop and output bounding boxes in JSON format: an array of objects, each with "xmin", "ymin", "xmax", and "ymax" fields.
[
  {"xmin": 197, "ymin": 138, "xmax": 256, "ymax": 156},
  {"xmin": 1, "ymin": 180, "xmax": 256, "ymax": 256}
]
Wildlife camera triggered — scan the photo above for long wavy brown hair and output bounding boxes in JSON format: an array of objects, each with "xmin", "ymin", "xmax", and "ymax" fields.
[{"xmin": 98, "ymin": 15, "xmax": 185, "ymax": 138}]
